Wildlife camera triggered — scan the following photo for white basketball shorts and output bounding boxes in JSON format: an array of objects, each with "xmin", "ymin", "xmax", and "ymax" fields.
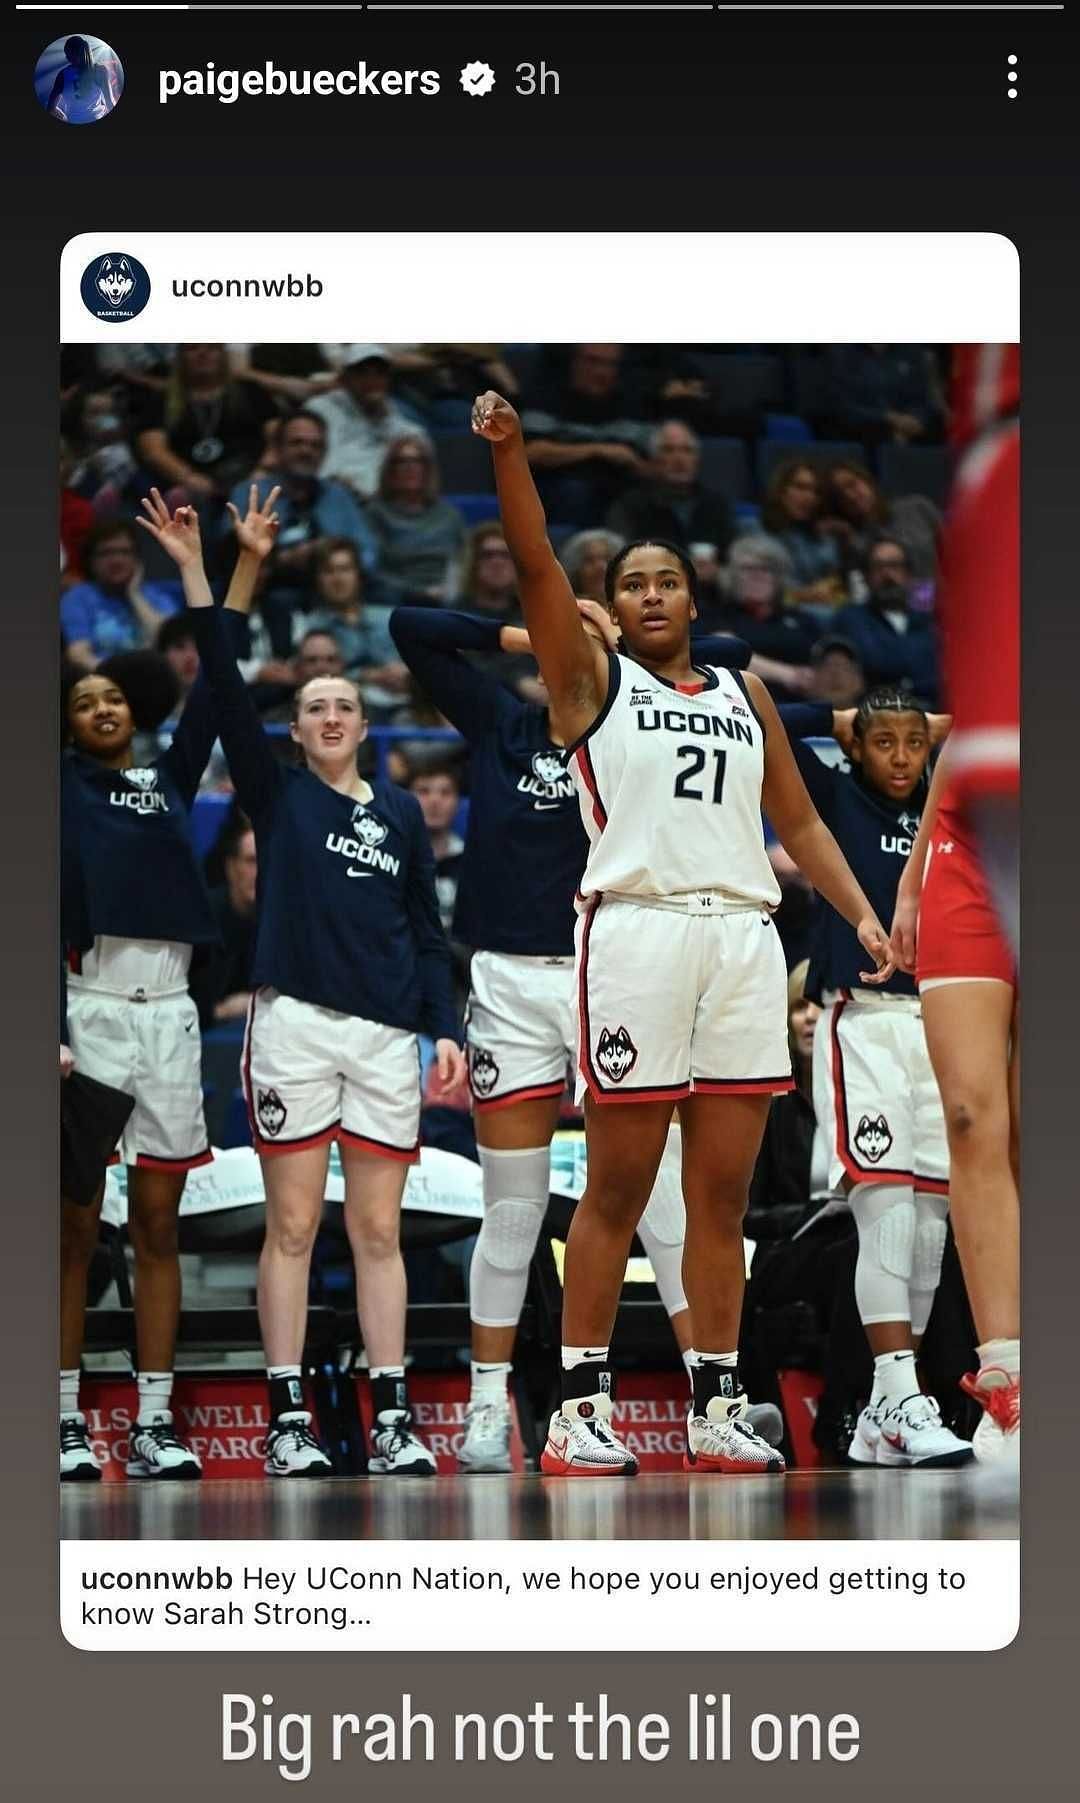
[
  {"xmin": 813, "ymin": 991, "xmax": 949, "ymax": 1193},
  {"xmin": 242, "ymin": 988, "xmax": 420, "ymax": 1162},
  {"xmin": 66, "ymin": 986, "xmax": 210, "ymax": 1172},
  {"xmin": 465, "ymin": 951, "xmax": 576, "ymax": 1112},
  {"xmin": 575, "ymin": 895, "xmax": 792, "ymax": 1105}
]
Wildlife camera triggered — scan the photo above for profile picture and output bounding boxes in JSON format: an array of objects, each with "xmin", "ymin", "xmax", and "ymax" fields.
[{"xmin": 34, "ymin": 34, "xmax": 124, "ymax": 125}]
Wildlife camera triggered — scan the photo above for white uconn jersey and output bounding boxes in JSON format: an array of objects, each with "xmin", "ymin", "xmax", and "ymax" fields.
[{"xmin": 570, "ymin": 655, "xmax": 780, "ymax": 907}]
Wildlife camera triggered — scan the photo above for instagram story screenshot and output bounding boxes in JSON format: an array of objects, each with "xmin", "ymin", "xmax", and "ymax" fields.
[{"xmin": 1, "ymin": 1, "xmax": 1075, "ymax": 1797}]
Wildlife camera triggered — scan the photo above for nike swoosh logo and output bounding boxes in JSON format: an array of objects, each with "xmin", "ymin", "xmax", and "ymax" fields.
[
  {"xmin": 346, "ymin": 868, "xmax": 373, "ymax": 878},
  {"xmin": 534, "ymin": 802, "xmax": 561, "ymax": 812}
]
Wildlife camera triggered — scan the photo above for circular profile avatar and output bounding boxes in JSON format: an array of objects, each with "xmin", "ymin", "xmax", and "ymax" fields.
[{"xmin": 35, "ymin": 35, "xmax": 124, "ymax": 125}]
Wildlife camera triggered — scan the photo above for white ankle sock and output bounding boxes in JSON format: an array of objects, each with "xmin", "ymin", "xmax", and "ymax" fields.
[
  {"xmin": 136, "ymin": 1371, "xmax": 173, "ymax": 1425},
  {"xmin": 470, "ymin": 1361, "xmax": 511, "ymax": 1402},
  {"xmin": 873, "ymin": 1350, "xmax": 918, "ymax": 1410},
  {"xmin": 60, "ymin": 1369, "xmax": 81, "ymax": 1421},
  {"xmin": 561, "ymin": 1345, "xmax": 609, "ymax": 1372}
]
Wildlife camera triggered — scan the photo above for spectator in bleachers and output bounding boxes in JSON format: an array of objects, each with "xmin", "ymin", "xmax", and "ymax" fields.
[
  {"xmin": 155, "ymin": 612, "xmax": 200, "ymax": 701},
  {"xmin": 227, "ymin": 407, "xmax": 379, "ymax": 596},
  {"xmin": 133, "ymin": 344, "xmax": 279, "ymax": 505},
  {"xmin": 456, "ymin": 522, "xmax": 519, "ymax": 621},
  {"xmin": 306, "ymin": 540, "xmax": 411, "ymax": 713},
  {"xmin": 823, "ymin": 345, "xmax": 944, "ymax": 447},
  {"xmin": 305, "ymin": 345, "xmax": 418, "ymax": 499},
  {"xmin": 831, "ymin": 538, "xmax": 940, "ymax": 705},
  {"xmin": 649, "ymin": 349, "xmax": 766, "ymax": 440},
  {"xmin": 408, "ymin": 760, "xmax": 466, "ymax": 934},
  {"xmin": 366, "ymin": 433, "xmax": 467, "ymax": 600},
  {"xmin": 605, "ymin": 419, "xmax": 737, "ymax": 561},
  {"xmin": 61, "ymin": 385, "xmax": 140, "ymax": 507},
  {"xmin": 60, "ymin": 520, "xmax": 182, "ymax": 669},
  {"xmin": 522, "ymin": 344, "xmax": 650, "ymax": 525},
  {"xmin": 706, "ymin": 536, "xmax": 817, "ymax": 701},
  {"xmin": 229, "ymin": 345, "xmax": 337, "ymax": 406},
  {"xmin": 558, "ymin": 529, "xmax": 624, "ymax": 606},
  {"xmin": 807, "ymin": 634, "xmax": 867, "ymax": 708},
  {"xmin": 756, "ymin": 458, "xmax": 845, "ymax": 608},
  {"xmin": 60, "ymin": 438, "xmax": 94, "ymax": 585},
  {"xmin": 190, "ymin": 810, "xmax": 258, "ymax": 1028},
  {"xmin": 822, "ymin": 456, "xmax": 941, "ymax": 584},
  {"xmin": 388, "ymin": 344, "xmax": 521, "ymax": 420}
]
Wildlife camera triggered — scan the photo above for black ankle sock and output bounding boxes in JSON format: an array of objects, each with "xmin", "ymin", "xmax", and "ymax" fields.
[
  {"xmin": 691, "ymin": 1365, "xmax": 743, "ymax": 1417},
  {"xmin": 268, "ymin": 1373, "xmax": 305, "ymax": 1422},
  {"xmin": 561, "ymin": 1363, "xmax": 614, "ymax": 1406},
  {"xmin": 371, "ymin": 1373, "xmax": 408, "ymax": 1420}
]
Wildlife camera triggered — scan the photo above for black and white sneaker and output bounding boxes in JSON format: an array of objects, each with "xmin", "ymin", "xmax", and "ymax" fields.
[
  {"xmin": 368, "ymin": 1411, "xmax": 437, "ymax": 1476},
  {"xmin": 60, "ymin": 1413, "xmax": 101, "ymax": 1483},
  {"xmin": 264, "ymin": 1412, "xmax": 334, "ymax": 1478},
  {"xmin": 126, "ymin": 1411, "xmax": 202, "ymax": 1480}
]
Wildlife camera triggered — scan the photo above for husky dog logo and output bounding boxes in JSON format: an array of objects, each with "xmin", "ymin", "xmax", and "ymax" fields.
[
  {"xmin": 853, "ymin": 1113, "xmax": 893, "ymax": 1163},
  {"xmin": 531, "ymin": 750, "xmax": 565, "ymax": 787},
  {"xmin": 122, "ymin": 766, "xmax": 158, "ymax": 790},
  {"xmin": 469, "ymin": 1047, "xmax": 500, "ymax": 1098},
  {"xmin": 96, "ymin": 256, "xmax": 136, "ymax": 308},
  {"xmin": 595, "ymin": 1026, "xmax": 638, "ymax": 1084},
  {"xmin": 80, "ymin": 251, "xmax": 151, "ymax": 323},
  {"xmin": 256, "ymin": 1088, "xmax": 287, "ymax": 1139},
  {"xmin": 351, "ymin": 807, "xmax": 388, "ymax": 848},
  {"xmin": 898, "ymin": 811, "xmax": 920, "ymax": 836}
]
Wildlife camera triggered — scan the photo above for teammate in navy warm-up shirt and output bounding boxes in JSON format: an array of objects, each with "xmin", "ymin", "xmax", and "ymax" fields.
[
  {"xmin": 139, "ymin": 487, "xmax": 466, "ymax": 1480},
  {"xmin": 58, "ymin": 547, "xmax": 270, "ymax": 1486},
  {"xmin": 782, "ymin": 688, "xmax": 973, "ymax": 1470},
  {"xmin": 390, "ymin": 602, "xmax": 760, "ymax": 1473}
]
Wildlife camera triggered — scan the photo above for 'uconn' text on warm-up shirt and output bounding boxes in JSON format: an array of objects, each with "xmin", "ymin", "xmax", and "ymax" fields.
[{"xmin": 188, "ymin": 605, "xmax": 456, "ymax": 1041}]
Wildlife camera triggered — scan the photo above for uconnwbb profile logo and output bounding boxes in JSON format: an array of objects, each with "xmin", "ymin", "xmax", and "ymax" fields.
[{"xmin": 80, "ymin": 252, "xmax": 151, "ymax": 323}]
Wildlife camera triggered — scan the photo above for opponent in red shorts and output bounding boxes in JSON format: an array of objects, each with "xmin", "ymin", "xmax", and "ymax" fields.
[
  {"xmin": 939, "ymin": 345, "xmax": 1019, "ymax": 951},
  {"xmin": 892, "ymin": 756, "xmax": 1019, "ymax": 1466}
]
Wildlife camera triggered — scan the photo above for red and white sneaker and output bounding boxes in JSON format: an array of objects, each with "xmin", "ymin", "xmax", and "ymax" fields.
[
  {"xmin": 684, "ymin": 1395, "xmax": 786, "ymax": 1475},
  {"xmin": 876, "ymin": 1393, "xmax": 974, "ymax": 1468},
  {"xmin": 961, "ymin": 1366, "xmax": 1020, "ymax": 1466},
  {"xmin": 540, "ymin": 1391, "xmax": 638, "ymax": 1477}
]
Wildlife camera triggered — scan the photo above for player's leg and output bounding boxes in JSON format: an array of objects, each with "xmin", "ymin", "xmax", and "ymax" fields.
[
  {"xmin": 340, "ymin": 1146, "xmax": 434, "ymax": 1477},
  {"xmin": 258, "ymin": 1141, "xmax": 335, "ymax": 1476},
  {"xmin": 60, "ymin": 1184, "xmax": 105, "ymax": 1481},
  {"xmin": 921, "ymin": 978, "xmax": 1019, "ymax": 1462},
  {"xmin": 124, "ymin": 1164, "xmax": 202, "ymax": 1479},
  {"xmin": 338, "ymin": 1016, "xmax": 433, "ymax": 1476},
  {"xmin": 462, "ymin": 952, "xmax": 569, "ymax": 1471},
  {"xmin": 540, "ymin": 1096, "xmax": 674, "ymax": 1476},
  {"xmin": 826, "ymin": 1009, "xmax": 971, "ymax": 1469},
  {"xmin": 676, "ymin": 1090, "xmax": 784, "ymax": 1474},
  {"xmin": 464, "ymin": 1092, "xmax": 563, "ymax": 1473}
]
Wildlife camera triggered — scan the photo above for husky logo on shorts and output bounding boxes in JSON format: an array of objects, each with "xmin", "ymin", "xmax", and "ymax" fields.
[
  {"xmin": 351, "ymin": 806, "xmax": 388, "ymax": 848},
  {"xmin": 470, "ymin": 1047, "xmax": 500, "ymax": 1098},
  {"xmin": 854, "ymin": 1113, "xmax": 893, "ymax": 1164},
  {"xmin": 122, "ymin": 767, "xmax": 158, "ymax": 791},
  {"xmin": 256, "ymin": 1087, "xmax": 288, "ymax": 1138},
  {"xmin": 531, "ymin": 751, "xmax": 565, "ymax": 787},
  {"xmin": 595, "ymin": 1025, "xmax": 638, "ymax": 1084}
]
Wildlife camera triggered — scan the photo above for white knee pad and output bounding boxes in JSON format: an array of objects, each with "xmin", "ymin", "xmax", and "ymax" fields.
[
  {"xmin": 910, "ymin": 1190, "xmax": 949, "ymax": 1335},
  {"xmin": 469, "ymin": 1146, "xmax": 550, "ymax": 1329},
  {"xmin": 851, "ymin": 1182, "xmax": 916, "ymax": 1326},
  {"xmin": 636, "ymin": 1124, "xmax": 687, "ymax": 1316},
  {"xmin": 635, "ymin": 1215, "xmax": 687, "ymax": 1318}
]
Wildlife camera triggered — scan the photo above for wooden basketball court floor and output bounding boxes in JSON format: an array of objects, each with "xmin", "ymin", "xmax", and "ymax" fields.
[{"xmin": 62, "ymin": 1465, "xmax": 1018, "ymax": 1542}]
